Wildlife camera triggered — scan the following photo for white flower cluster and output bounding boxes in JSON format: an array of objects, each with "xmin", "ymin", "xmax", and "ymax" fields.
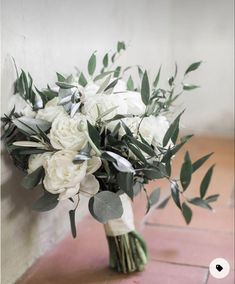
[{"xmin": 23, "ymin": 78, "xmax": 169, "ymax": 201}]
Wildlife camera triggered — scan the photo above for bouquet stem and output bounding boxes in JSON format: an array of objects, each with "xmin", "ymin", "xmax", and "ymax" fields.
[{"xmin": 106, "ymin": 231, "xmax": 148, "ymax": 273}]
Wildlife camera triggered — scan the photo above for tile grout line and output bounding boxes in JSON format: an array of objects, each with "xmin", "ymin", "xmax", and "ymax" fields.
[
  {"xmin": 150, "ymin": 259, "xmax": 209, "ymax": 269},
  {"xmin": 204, "ymin": 269, "xmax": 210, "ymax": 284},
  {"xmin": 144, "ymin": 222, "xmax": 234, "ymax": 235}
]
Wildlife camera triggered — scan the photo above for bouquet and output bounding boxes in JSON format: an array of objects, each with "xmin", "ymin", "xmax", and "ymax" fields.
[{"xmin": 1, "ymin": 42, "xmax": 217, "ymax": 273}]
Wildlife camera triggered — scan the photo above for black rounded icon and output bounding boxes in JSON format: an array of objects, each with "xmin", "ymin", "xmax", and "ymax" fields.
[{"xmin": 216, "ymin": 264, "xmax": 223, "ymax": 272}]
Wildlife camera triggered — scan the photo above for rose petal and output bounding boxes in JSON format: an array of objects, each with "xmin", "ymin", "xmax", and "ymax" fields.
[
  {"xmin": 80, "ymin": 174, "xmax": 99, "ymax": 196},
  {"xmin": 58, "ymin": 185, "xmax": 80, "ymax": 201},
  {"xmin": 86, "ymin": 156, "xmax": 102, "ymax": 174}
]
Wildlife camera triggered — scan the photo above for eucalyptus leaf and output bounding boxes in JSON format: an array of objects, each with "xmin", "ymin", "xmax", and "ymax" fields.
[
  {"xmin": 87, "ymin": 121, "xmax": 100, "ymax": 147},
  {"xmin": 21, "ymin": 166, "xmax": 44, "ymax": 190},
  {"xmin": 141, "ymin": 71, "xmax": 150, "ymax": 105},
  {"xmin": 171, "ymin": 181, "xmax": 181, "ymax": 209},
  {"xmin": 146, "ymin": 188, "xmax": 161, "ymax": 213},
  {"xmin": 88, "ymin": 53, "xmax": 96, "ymax": 76},
  {"xmin": 184, "ymin": 61, "xmax": 202, "ymax": 76},
  {"xmin": 200, "ymin": 165, "xmax": 215, "ymax": 199},
  {"xmin": 117, "ymin": 172, "xmax": 134, "ymax": 199},
  {"xmin": 188, "ymin": 197, "xmax": 212, "ymax": 210},
  {"xmin": 88, "ymin": 191, "xmax": 123, "ymax": 223},
  {"xmin": 156, "ymin": 195, "xmax": 171, "ymax": 209},
  {"xmin": 153, "ymin": 66, "xmax": 161, "ymax": 88},
  {"xmin": 180, "ymin": 151, "xmax": 192, "ymax": 191},
  {"xmin": 127, "ymin": 75, "xmax": 134, "ymax": 91},
  {"xmin": 181, "ymin": 202, "xmax": 192, "ymax": 224},
  {"xmin": 205, "ymin": 194, "xmax": 219, "ymax": 203},
  {"xmin": 163, "ymin": 111, "xmax": 184, "ymax": 147},
  {"xmin": 32, "ymin": 192, "xmax": 59, "ymax": 212},
  {"xmin": 78, "ymin": 72, "xmax": 87, "ymax": 87},
  {"xmin": 183, "ymin": 84, "xmax": 199, "ymax": 91},
  {"xmin": 192, "ymin": 152, "xmax": 213, "ymax": 173}
]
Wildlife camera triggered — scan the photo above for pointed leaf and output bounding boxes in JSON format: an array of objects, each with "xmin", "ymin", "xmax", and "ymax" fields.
[
  {"xmin": 127, "ymin": 75, "xmax": 134, "ymax": 91},
  {"xmin": 183, "ymin": 84, "xmax": 200, "ymax": 91},
  {"xmin": 182, "ymin": 202, "xmax": 192, "ymax": 224},
  {"xmin": 184, "ymin": 61, "xmax": 202, "ymax": 76},
  {"xmin": 171, "ymin": 181, "xmax": 181, "ymax": 209},
  {"xmin": 141, "ymin": 71, "xmax": 150, "ymax": 105},
  {"xmin": 117, "ymin": 172, "xmax": 134, "ymax": 199},
  {"xmin": 156, "ymin": 195, "xmax": 171, "ymax": 209},
  {"xmin": 180, "ymin": 151, "xmax": 192, "ymax": 191},
  {"xmin": 69, "ymin": 210, "xmax": 77, "ymax": 238},
  {"xmin": 188, "ymin": 197, "xmax": 212, "ymax": 210},
  {"xmin": 88, "ymin": 53, "xmax": 96, "ymax": 76},
  {"xmin": 78, "ymin": 72, "xmax": 87, "ymax": 87},
  {"xmin": 192, "ymin": 152, "xmax": 213, "ymax": 172},
  {"xmin": 102, "ymin": 53, "xmax": 109, "ymax": 68},
  {"xmin": 200, "ymin": 165, "xmax": 215, "ymax": 198},
  {"xmin": 153, "ymin": 66, "xmax": 161, "ymax": 88},
  {"xmin": 87, "ymin": 121, "xmax": 100, "ymax": 147}
]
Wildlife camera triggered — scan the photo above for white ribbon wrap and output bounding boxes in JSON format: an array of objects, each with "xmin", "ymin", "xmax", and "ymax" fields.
[{"xmin": 104, "ymin": 193, "xmax": 135, "ymax": 236}]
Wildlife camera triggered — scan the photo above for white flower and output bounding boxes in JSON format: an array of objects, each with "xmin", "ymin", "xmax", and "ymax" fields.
[
  {"xmin": 82, "ymin": 93, "xmax": 128, "ymax": 123},
  {"xmin": 113, "ymin": 80, "xmax": 127, "ymax": 93},
  {"xmin": 28, "ymin": 152, "xmax": 52, "ymax": 174},
  {"xmin": 36, "ymin": 97, "xmax": 66, "ymax": 122},
  {"xmin": 43, "ymin": 150, "xmax": 101, "ymax": 200},
  {"xmin": 107, "ymin": 115, "xmax": 170, "ymax": 151},
  {"xmin": 49, "ymin": 113, "xmax": 88, "ymax": 151},
  {"xmin": 140, "ymin": 115, "xmax": 170, "ymax": 148},
  {"xmin": 21, "ymin": 105, "xmax": 36, "ymax": 118},
  {"xmin": 120, "ymin": 91, "xmax": 146, "ymax": 116},
  {"xmin": 84, "ymin": 82, "xmax": 99, "ymax": 97}
]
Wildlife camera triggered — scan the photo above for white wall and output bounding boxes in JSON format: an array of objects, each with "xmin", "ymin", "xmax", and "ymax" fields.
[{"xmin": 1, "ymin": 0, "xmax": 234, "ymax": 283}]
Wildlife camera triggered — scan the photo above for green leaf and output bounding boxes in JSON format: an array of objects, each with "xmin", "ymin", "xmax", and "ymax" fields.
[
  {"xmin": 168, "ymin": 76, "xmax": 174, "ymax": 87},
  {"xmin": 69, "ymin": 210, "xmax": 77, "ymax": 238},
  {"xmin": 128, "ymin": 143, "xmax": 147, "ymax": 164},
  {"xmin": 128, "ymin": 136, "xmax": 156, "ymax": 157},
  {"xmin": 88, "ymin": 52, "xmax": 96, "ymax": 76},
  {"xmin": 138, "ymin": 66, "xmax": 144, "ymax": 79},
  {"xmin": 146, "ymin": 188, "xmax": 161, "ymax": 213},
  {"xmin": 127, "ymin": 75, "xmax": 134, "ymax": 91},
  {"xmin": 117, "ymin": 41, "xmax": 126, "ymax": 52},
  {"xmin": 88, "ymin": 191, "xmax": 123, "ymax": 223},
  {"xmin": 94, "ymin": 71, "xmax": 114, "ymax": 81},
  {"xmin": 102, "ymin": 53, "xmax": 109, "ymax": 68},
  {"xmin": 87, "ymin": 121, "xmax": 100, "ymax": 147},
  {"xmin": 133, "ymin": 180, "xmax": 143, "ymax": 196},
  {"xmin": 180, "ymin": 151, "xmax": 192, "ymax": 191},
  {"xmin": 13, "ymin": 117, "xmax": 51, "ymax": 135},
  {"xmin": 117, "ymin": 172, "xmax": 134, "ymax": 199},
  {"xmin": 163, "ymin": 111, "xmax": 184, "ymax": 147},
  {"xmin": 171, "ymin": 181, "xmax": 181, "ymax": 209},
  {"xmin": 192, "ymin": 152, "xmax": 213, "ymax": 172},
  {"xmin": 32, "ymin": 192, "xmax": 59, "ymax": 212},
  {"xmin": 205, "ymin": 194, "xmax": 219, "ymax": 203},
  {"xmin": 142, "ymin": 167, "xmax": 165, "ymax": 180},
  {"xmin": 188, "ymin": 197, "xmax": 212, "ymax": 210},
  {"xmin": 104, "ymin": 78, "xmax": 119, "ymax": 92},
  {"xmin": 156, "ymin": 195, "xmax": 171, "ymax": 209},
  {"xmin": 200, "ymin": 165, "xmax": 215, "ymax": 198},
  {"xmin": 183, "ymin": 84, "xmax": 200, "ymax": 91},
  {"xmin": 56, "ymin": 73, "xmax": 66, "ymax": 82},
  {"xmin": 141, "ymin": 71, "xmax": 150, "ymax": 105},
  {"xmin": 114, "ymin": 66, "xmax": 121, "ymax": 78},
  {"xmin": 56, "ymin": 81, "xmax": 77, "ymax": 89},
  {"xmin": 78, "ymin": 72, "xmax": 88, "ymax": 87},
  {"xmin": 153, "ymin": 66, "xmax": 161, "ymax": 88},
  {"xmin": 184, "ymin": 61, "xmax": 202, "ymax": 76},
  {"xmin": 181, "ymin": 202, "xmax": 192, "ymax": 224},
  {"xmin": 21, "ymin": 166, "xmax": 44, "ymax": 190}
]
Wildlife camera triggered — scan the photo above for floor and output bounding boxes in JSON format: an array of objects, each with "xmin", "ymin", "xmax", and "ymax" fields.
[{"xmin": 18, "ymin": 137, "xmax": 234, "ymax": 284}]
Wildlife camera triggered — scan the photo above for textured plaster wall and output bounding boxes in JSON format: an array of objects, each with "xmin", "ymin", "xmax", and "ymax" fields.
[{"xmin": 1, "ymin": 0, "xmax": 234, "ymax": 283}]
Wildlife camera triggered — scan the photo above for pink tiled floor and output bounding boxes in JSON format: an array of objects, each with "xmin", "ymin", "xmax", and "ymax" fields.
[{"xmin": 18, "ymin": 137, "xmax": 234, "ymax": 284}]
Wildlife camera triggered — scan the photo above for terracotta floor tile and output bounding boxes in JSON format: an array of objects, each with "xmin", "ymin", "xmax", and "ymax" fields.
[
  {"xmin": 146, "ymin": 200, "xmax": 234, "ymax": 233},
  {"xmin": 108, "ymin": 261, "xmax": 208, "ymax": 284},
  {"xmin": 207, "ymin": 270, "xmax": 234, "ymax": 284},
  {"xmin": 142, "ymin": 226, "xmax": 234, "ymax": 269}
]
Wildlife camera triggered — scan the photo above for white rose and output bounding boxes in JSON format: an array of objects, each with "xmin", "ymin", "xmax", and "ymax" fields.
[
  {"xmin": 107, "ymin": 115, "xmax": 169, "ymax": 151},
  {"xmin": 82, "ymin": 93, "xmax": 128, "ymax": 123},
  {"xmin": 139, "ymin": 115, "xmax": 170, "ymax": 148},
  {"xmin": 28, "ymin": 152, "xmax": 52, "ymax": 174},
  {"xmin": 36, "ymin": 97, "xmax": 66, "ymax": 122},
  {"xmin": 49, "ymin": 113, "xmax": 88, "ymax": 151},
  {"xmin": 119, "ymin": 91, "xmax": 146, "ymax": 115},
  {"xmin": 43, "ymin": 150, "xmax": 100, "ymax": 200},
  {"xmin": 21, "ymin": 105, "xmax": 36, "ymax": 118},
  {"xmin": 113, "ymin": 80, "xmax": 127, "ymax": 93}
]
